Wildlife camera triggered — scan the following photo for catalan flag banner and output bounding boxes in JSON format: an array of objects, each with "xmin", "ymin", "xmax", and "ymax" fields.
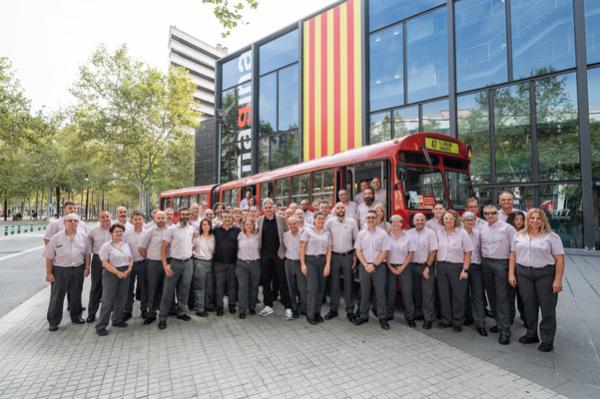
[{"xmin": 303, "ymin": 0, "xmax": 363, "ymax": 161}]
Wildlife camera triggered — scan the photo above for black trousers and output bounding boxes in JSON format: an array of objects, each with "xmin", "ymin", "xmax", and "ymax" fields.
[
  {"xmin": 260, "ymin": 253, "xmax": 290, "ymax": 308},
  {"xmin": 47, "ymin": 265, "xmax": 84, "ymax": 327},
  {"xmin": 87, "ymin": 254, "xmax": 103, "ymax": 317},
  {"xmin": 124, "ymin": 260, "xmax": 148, "ymax": 314}
]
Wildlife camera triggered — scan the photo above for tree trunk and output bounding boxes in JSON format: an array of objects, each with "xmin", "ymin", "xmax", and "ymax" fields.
[
  {"xmin": 84, "ymin": 186, "xmax": 90, "ymax": 221},
  {"xmin": 35, "ymin": 190, "xmax": 39, "ymax": 220},
  {"xmin": 3, "ymin": 193, "xmax": 7, "ymax": 221},
  {"xmin": 55, "ymin": 187, "xmax": 61, "ymax": 218}
]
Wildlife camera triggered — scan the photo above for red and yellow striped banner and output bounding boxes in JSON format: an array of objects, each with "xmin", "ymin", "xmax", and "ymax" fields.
[{"xmin": 303, "ymin": 0, "xmax": 363, "ymax": 161}]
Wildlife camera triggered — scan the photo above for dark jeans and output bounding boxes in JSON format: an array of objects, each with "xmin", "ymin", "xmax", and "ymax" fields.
[
  {"xmin": 124, "ymin": 260, "xmax": 147, "ymax": 314},
  {"xmin": 87, "ymin": 254, "xmax": 103, "ymax": 317},
  {"xmin": 215, "ymin": 262, "xmax": 236, "ymax": 309},
  {"xmin": 482, "ymin": 257, "xmax": 511, "ymax": 336},
  {"xmin": 260, "ymin": 253, "xmax": 289, "ymax": 308},
  {"xmin": 47, "ymin": 265, "xmax": 84, "ymax": 327}
]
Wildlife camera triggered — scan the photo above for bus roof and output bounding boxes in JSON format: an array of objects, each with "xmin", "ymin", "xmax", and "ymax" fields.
[{"xmin": 160, "ymin": 184, "xmax": 216, "ymax": 198}]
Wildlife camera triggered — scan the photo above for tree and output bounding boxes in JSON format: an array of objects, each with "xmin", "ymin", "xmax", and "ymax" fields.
[{"xmin": 202, "ymin": 0, "xmax": 259, "ymax": 37}]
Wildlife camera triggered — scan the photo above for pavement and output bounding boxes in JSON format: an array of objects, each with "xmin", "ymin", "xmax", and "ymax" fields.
[{"xmin": 0, "ymin": 236, "xmax": 597, "ymax": 398}]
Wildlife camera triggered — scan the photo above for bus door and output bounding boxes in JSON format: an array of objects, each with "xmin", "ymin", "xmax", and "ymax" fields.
[
  {"xmin": 241, "ymin": 185, "xmax": 257, "ymax": 208},
  {"xmin": 346, "ymin": 159, "xmax": 391, "ymax": 215}
]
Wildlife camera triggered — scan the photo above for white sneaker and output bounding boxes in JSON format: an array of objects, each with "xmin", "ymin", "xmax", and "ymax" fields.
[
  {"xmin": 284, "ymin": 308, "xmax": 293, "ymax": 320},
  {"xmin": 259, "ymin": 306, "xmax": 274, "ymax": 316}
]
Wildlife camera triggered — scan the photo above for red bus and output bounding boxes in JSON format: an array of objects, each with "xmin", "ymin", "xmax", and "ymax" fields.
[{"xmin": 160, "ymin": 133, "xmax": 473, "ymax": 225}]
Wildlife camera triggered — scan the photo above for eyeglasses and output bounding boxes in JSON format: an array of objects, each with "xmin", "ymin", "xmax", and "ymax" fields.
[
  {"xmin": 483, "ymin": 211, "xmax": 498, "ymax": 216},
  {"xmin": 366, "ymin": 216, "xmax": 376, "ymax": 220}
]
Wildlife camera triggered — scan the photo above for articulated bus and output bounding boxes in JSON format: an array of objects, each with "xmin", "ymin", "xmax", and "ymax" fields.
[{"xmin": 160, "ymin": 133, "xmax": 473, "ymax": 225}]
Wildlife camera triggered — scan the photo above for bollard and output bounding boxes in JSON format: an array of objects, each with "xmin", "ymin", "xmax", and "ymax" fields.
[
  {"xmin": 17, "ymin": 225, "xmax": 21, "ymax": 234},
  {"xmin": 30, "ymin": 224, "xmax": 33, "ymax": 232},
  {"xmin": 23, "ymin": 225, "xmax": 27, "ymax": 233},
  {"xmin": 10, "ymin": 225, "xmax": 14, "ymax": 235},
  {"xmin": 4, "ymin": 226, "xmax": 7, "ymax": 236}
]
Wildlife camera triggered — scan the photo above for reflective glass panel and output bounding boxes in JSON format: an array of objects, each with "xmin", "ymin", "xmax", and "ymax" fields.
[
  {"xmin": 271, "ymin": 132, "xmax": 299, "ymax": 170},
  {"xmin": 511, "ymin": 0, "xmax": 575, "ymax": 79},
  {"xmin": 585, "ymin": 0, "xmax": 600, "ymax": 64},
  {"xmin": 222, "ymin": 50, "xmax": 253, "ymax": 90},
  {"xmin": 494, "ymin": 83, "xmax": 531, "ymax": 183},
  {"xmin": 536, "ymin": 73, "xmax": 580, "ymax": 181},
  {"xmin": 259, "ymin": 30, "xmax": 299, "ymax": 75},
  {"xmin": 457, "ymin": 92, "xmax": 490, "ymax": 184},
  {"xmin": 539, "ymin": 184, "xmax": 584, "ymax": 248},
  {"xmin": 369, "ymin": 111, "xmax": 392, "ymax": 144},
  {"xmin": 258, "ymin": 136, "xmax": 269, "ymax": 172},
  {"xmin": 370, "ymin": 24, "xmax": 403, "ymax": 111},
  {"xmin": 278, "ymin": 64, "xmax": 299, "ymax": 132},
  {"xmin": 398, "ymin": 166, "xmax": 445, "ymax": 209},
  {"xmin": 446, "ymin": 171, "xmax": 472, "ymax": 210},
  {"xmin": 455, "ymin": 0, "xmax": 507, "ymax": 92},
  {"xmin": 594, "ymin": 182, "xmax": 600, "ymax": 249},
  {"xmin": 588, "ymin": 67, "xmax": 600, "ymax": 181},
  {"xmin": 291, "ymin": 174, "xmax": 310, "ymax": 203},
  {"xmin": 259, "ymin": 73, "xmax": 276, "ymax": 136},
  {"xmin": 407, "ymin": 8, "xmax": 449, "ymax": 102},
  {"xmin": 495, "ymin": 185, "xmax": 534, "ymax": 211},
  {"xmin": 369, "ymin": 0, "xmax": 445, "ymax": 32},
  {"xmin": 422, "ymin": 99, "xmax": 450, "ymax": 135},
  {"xmin": 393, "ymin": 106, "xmax": 419, "ymax": 137}
]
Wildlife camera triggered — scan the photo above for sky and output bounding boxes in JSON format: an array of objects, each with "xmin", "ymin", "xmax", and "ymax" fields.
[{"xmin": 0, "ymin": 0, "xmax": 337, "ymax": 113}]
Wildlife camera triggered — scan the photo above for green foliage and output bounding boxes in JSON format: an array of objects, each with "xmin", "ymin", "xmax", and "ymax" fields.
[{"xmin": 202, "ymin": 0, "xmax": 259, "ymax": 37}]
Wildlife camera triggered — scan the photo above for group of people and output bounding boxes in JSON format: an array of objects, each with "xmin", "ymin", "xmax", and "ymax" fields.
[{"xmin": 42, "ymin": 183, "xmax": 566, "ymax": 352}]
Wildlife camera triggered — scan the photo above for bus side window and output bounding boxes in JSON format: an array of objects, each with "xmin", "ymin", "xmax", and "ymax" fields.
[
  {"xmin": 349, "ymin": 160, "xmax": 390, "ymax": 212},
  {"xmin": 291, "ymin": 174, "xmax": 310, "ymax": 204},
  {"xmin": 312, "ymin": 169, "xmax": 334, "ymax": 205},
  {"xmin": 231, "ymin": 188, "xmax": 238, "ymax": 206},
  {"xmin": 274, "ymin": 178, "xmax": 290, "ymax": 208},
  {"xmin": 345, "ymin": 169, "xmax": 354, "ymax": 201},
  {"xmin": 260, "ymin": 182, "xmax": 271, "ymax": 202}
]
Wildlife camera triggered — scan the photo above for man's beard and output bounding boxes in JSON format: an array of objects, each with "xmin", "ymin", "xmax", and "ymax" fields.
[
  {"xmin": 179, "ymin": 220, "xmax": 188, "ymax": 226},
  {"xmin": 365, "ymin": 198, "xmax": 373, "ymax": 206}
]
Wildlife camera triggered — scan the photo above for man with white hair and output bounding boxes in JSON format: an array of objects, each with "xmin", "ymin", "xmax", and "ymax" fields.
[{"xmin": 116, "ymin": 206, "xmax": 134, "ymax": 230}]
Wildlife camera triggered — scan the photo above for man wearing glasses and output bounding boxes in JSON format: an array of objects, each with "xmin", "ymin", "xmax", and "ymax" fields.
[
  {"xmin": 480, "ymin": 204, "xmax": 516, "ymax": 345},
  {"xmin": 44, "ymin": 213, "xmax": 91, "ymax": 332}
]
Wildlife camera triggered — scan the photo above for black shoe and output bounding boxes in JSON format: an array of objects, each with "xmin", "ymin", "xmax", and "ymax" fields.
[
  {"xmin": 143, "ymin": 316, "xmax": 156, "ymax": 325},
  {"xmin": 406, "ymin": 319, "xmax": 416, "ymax": 328},
  {"xmin": 96, "ymin": 328, "xmax": 108, "ymax": 336},
  {"xmin": 477, "ymin": 328, "xmax": 488, "ymax": 337},
  {"xmin": 453, "ymin": 325, "xmax": 463, "ymax": 332},
  {"xmin": 176, "ymin": 314, "xmax": 191, "ymax": 321},
  {"xmin": 122, "ymin": 312, "xmax": 132, "ymax": 321},
  {"xmin": 437, "ymin": 322, "xmax": 451, "ymax": 329},
  {"xmin": 205, "ymin": 306, "xmax": 216, "ymax": 312},
  {"xmin": 422, "ymin": 321, "xmax": 432, "ymax": 330},
  {"xmin": 485, "ymin": 309, "xmax": 494, "ymax": 318},
  {"xmin": 141, "ymin": 311, "xmax": 150, "ymax": 319},
  {"xmin": 48, "ymin": 325, "xmax": 58, "ymax": 332},
  {"xmin": 229, "ymin": 305, "xmax": 236, "ymax": 314},
  {"xmin": 385, "ymin": 316, "xmax": 393, "ymax": 322},
  {"xmin": 538, "ymin": 342, "xmax": 553, "ymax": 352},
  {"xmin": 380, "ymin": 320, "xmax": 390, "ymax": 330},
  {"xmin": 113, "ymin": 321, "xmax": 128, "ymax": 328},
  {"xmin": 499, "ymin": 335, "xmax": 510, "ymax": 345},
  {"xmin": 414, "ymin": 314, "xmax": 424, "ymax": 321},
  {"xmin": 353, "ymin": 318, "xmax": 368, "ymax": 326},
  {"xmin": 489, "ymin": 325, "xmax": 499, "ymax": 333},
  {"xmin": 292, "ymin": 311, "xmax": 299, "ymax": 319},
  {"xmin": 347, "ymin": 313, "xmax": 357, "ymax": 322},
  {"xmin": 464, "ymin": 318, "xmax": 474, "ymax": 326},
  {"xmin": 195, "ymin": 311, "xmax": 209, "ymax": 317},
  {"xmin": 71, "ymin": 317, "xmax": 85, "ymax": 324},
  {"xmin": 158, "ymin": 321, "xmax": 167, "ymax": 329},
  {"xmin": 249, "ymin": 309, "xmax": 256, "ymax": 315},
  {"xmin": 324, "ymin": 311, "xmax": 339, "ymax": 320},
  {"xmin": 300, "ymin": 310, "xmax": 307, "ymax": 316},
  {"xmin": 86, "ymin": 315, "xmax": 96, "ymax": 323},
  {"xmin": 316, "ymin": 314, "xmax": 324, "ymax": 323},
  {"xmin": 216, "ymin": 308, "xmax": 224, "ymax": 316},
  {"xmin": 306, "ymin": 316, "xmax": 319, "ymax": 325},
  {"xmin": 519, "ymin": 335, "xmax": 540, "ymax": 344},
  {"xmin": 239, "ymin": 313, "xmax": 246, "ymax": 319}
]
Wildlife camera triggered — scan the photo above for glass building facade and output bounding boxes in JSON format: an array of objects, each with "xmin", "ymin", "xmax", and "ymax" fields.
[{"xmin": 216, "ymin": 0, "xmax": 600, "ymax": 250}]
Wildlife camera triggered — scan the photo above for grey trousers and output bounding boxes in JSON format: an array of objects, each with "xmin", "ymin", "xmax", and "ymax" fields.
[
  {"xmin": 399, "ymin": 263, "xmax": 435, "ymax": 322},
  {"xmin": 386, "ymin": 266, "xmax": 401, "ymax": 319},
  {"xmin": 87, "ymin": 254, "xmax": 103, "ymax": 317},
  {"xmin": 284, "ymin": 259, "xmax": 307, "ymax": 313},
  {"xmin": 436, "ymin": 261, "xmax": 467, "ymax": 326},
  {"xmin": 306, "ymin": 255, "xmax": 326, "ymax": 318},
  {"xmin": 330, "ymin": 253, "xmax": 354, "ymax": 314},
  {"xmin": 482, "ymin": 257, "xmax": 511, "ymax": 336},
  {"xmin": 96, "ymin": 266, "xmax": 130, "ymax": 330},
  {"xmin": 124, "ymin": 260, "xmax": 147, "ymax": 314},
  {"xmin": 192, "ymin": 259, "xmax": 211, "ymax": 312},
  {"xmin": 159, "ymin": 259, "xmax": 193, "ymax": 321},
  {"xmin": 146, "ymin": 260, "xmax": 165, "ymax": 315},
  {"xmin": 235, "ymin": 260, "xmax": 261, "ymax": 314},
  {"xmin": 516, "ymin": 265, "xmax": 558, "ymax": 344},
  {"xmin": 215, "ymin": 262, "xmax": 236, "ymax": 309},
  {"xmin": 47, "ymin": 265, "xmax": 84, "ymax": 327},
  {"xmin": 465, "ymin": 263, "xmax": 486, "ymax": 328},
  {"xmin": 359, "ymin": 264, "xmax": 387, "ymax": 320}
]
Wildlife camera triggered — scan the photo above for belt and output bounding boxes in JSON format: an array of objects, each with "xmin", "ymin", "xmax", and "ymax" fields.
[
  {"xmin": 171, "ymin": 257, "xmax": 192, "ymax": 262},
  {"xmin": 517, "ymin": 263, "xmax": 554, "ymax": 270},
  {"xmin": 285, "ymin": 258, "xmax": 300, "ymax": 262},
  {"xmin": 238, "ymin": 259, "xmax": 259, "ymax": 263},
  {"xmin": 53, "ymin": 263, "xmax": 84, "ymax": 268},
  {"xmin": 332, "ymin": 250, "xmax": 354, "ymax": 256},
  {"xmin": 307, "ymin": 254, "xmax": 326, "ymax": 258},
  {"xmin": 193, "ymin": 256, "xmax": 212, "ymax": 261}
]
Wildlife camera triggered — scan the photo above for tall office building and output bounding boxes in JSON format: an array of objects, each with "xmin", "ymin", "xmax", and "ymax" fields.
[{"xmin": 168, "ymin": 26, "xmax": 228, "ymax": 121}]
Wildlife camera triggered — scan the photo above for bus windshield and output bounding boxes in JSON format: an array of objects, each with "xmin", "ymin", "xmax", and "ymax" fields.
[
  {"xmin": 446, "ymin": 170, "xmax": 471, "ymax": 210},
  {"xmin": 398, "ymin": 166, "xmax": 445, "ymax": 210}
]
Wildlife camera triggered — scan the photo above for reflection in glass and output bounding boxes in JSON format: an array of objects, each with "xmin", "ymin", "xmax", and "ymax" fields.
[
  {"xmin": 495, "ymin": 185, "xmax": 534, "ymax": 211},
  {"xmin": 585, "ymin": 0, "xmax": 600, "ymax": 64},
  {"xmin": 259, "ymin": 30, "xmax": 299, "ymax": 75},
  {"xmin": 422, "ymin": 99, "xmax": 450, "ymax": 135},
  {"xmin": 370, "ymin": 24, "xmax": 403, "ymax": 111},
  {"xmin": 587, "ymin": 67, "xmax": 600, "ymax": 181},
  {"xmin": 270, "ymin": 132, "xmax": 299, "ymax": 170},
  {"xmin": 455, "ymin": 0, "xmax": 507, "ymax": 92},
  {"xmin": 446, "ymin": 171, "xmax": 472, "ymax": 210},
  {"xmin": 258, "ymin": 137, "xmax": 269, "ymax": 173},
  {"xmin": 393, "ymin": 106, "xmax": 419, "ymax": 138},
  {"xmin": 536, "ymin": 73, "xmax": 580, "ymax": 181},
  {"xmin": 494, "ymin": 83, "xmax": 531, "ymax": 183},
  {"xmin": 511, "ymin": 0, "xmax": 575, "ymax": 79},
  {"xmin": 369, "ymin": 111, "xmax": 392, "ymax": 144},
  {"xmin": 457, "ymin": 92, "xmax": 490, "ymax": 183},
  {"xmin": 399, "ymin": 167, "xmax": 445, "ymax": 209},
  {"xmin": 259, "ymin": 73, "xmax": 276, "ymax": 136},
  {"xmin": 278, "ymin": 64, "xmax": 299, "ymax": 132},
  {"xmin": 407, "ymin": 8, "xmax": 449, "ymax": 102},
  {"xmin": 222, "ymin": 51, "xmax": 252, "ymax": 90},
  {"xmin": 369, "ymin": 0, "xmax": 445, "ymax": 32},
  {"xmin": 594, "ymin": 183, "xmax": 600, "ymax": 249},
  {"xmin": 538, "ymin": 184, "xmax": 583, "ymax": 248}
]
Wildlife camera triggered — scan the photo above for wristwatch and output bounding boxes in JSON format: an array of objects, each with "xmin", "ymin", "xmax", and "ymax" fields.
[{"xmin": 462, "ymin": 268, "xmax": 469, "ymax": 274}]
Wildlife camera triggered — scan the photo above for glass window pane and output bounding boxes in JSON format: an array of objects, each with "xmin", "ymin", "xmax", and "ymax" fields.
[
  {"xmin": 291, "ymin": 174, "xmax": 310, "ymax": 203},
  {"xmin": 446, "ymin": 171, "xmax": 472, "ymax": 210},
  {"xmin": 407, "ymin": 8, "xmax": 449, "ymax": 102},
  {"xmin": 258, "ymin": 136, "xmax": 269, "ymax": 172},
  {"xmin": 511, "ymin": 0, "xmax": 575, "ymax": 79},
  {"xmin": 585, "ymin": 0, "xmax": 600, "ymax": 64},
  {"xmin": 259, "ymin": 30, "xmax": 299, "ymax": 75},
  {"xmin": 312, "ymin": 169, "xmax": 334, "ymax": 204},
  {"xmin": 588, "ymin": 67, "xmax": 600, "ymax": 181},
  {"xmin": 457, "ymin": 92, "xmax": 491, "ymax": 183},
  {"xmin": 274, "ymin": 179, "xmax": 290, "ymax": 208},
  {"xmin": 422, "ymin": 99, "xmax": 450, "ymax": 135},
  {"xmin": 369, "ymin": 24, "xmax": 403, "ymax": 111},
  {"xmin": 393, "ymin": 106, "xmax": 419, "ymax": 137},
  {"xmin": 222, "ymin": 50, "xmax": 253, "ymax": 90},
  {"xmin": 536, "ymin": 73, "xmax": 580, "ymax": 181},
  {"xmin": 278, "ymin": 64, "xmax": 299, "ymax": 132},
  {"xmin": 455, "ymin": 0, "xmax": 507, "ymax": 92},
  {"xmin": 594, "ymin": 183, "xmax": 600, "ymax": 249},
  {"xmin": 369, "ymin": 111, "xmax": 392, "ymax": 144},
  {"xmin": 259, "ymin": 73, "xmax": 276, "ymax": 136},
  {"xmin": 271, "ymin": 132, "xmax": 299, "ymax": 170},
  {"xmin": 369, "ymin": 0, "xmax": 445, "ymax": 32},
  {"xmin": 260, "ymin": 182, "xmax": 271, "ymax": 202},
  {"xmin": 539, "ymin": 184, "xmax": 584, "ymax": 248},
  {"xmin": 494, "ymin": 83, "xmax": 531, "ymax": 183},
  {"xmin": 495, "ymin": 185, "xmax": 534, "ymax": 211},
  {"xmin": 398, "ymin": 166, "xmax": 445, "ymax": 209}
]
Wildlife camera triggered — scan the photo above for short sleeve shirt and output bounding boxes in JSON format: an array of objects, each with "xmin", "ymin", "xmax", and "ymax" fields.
[
  {"xmin": 407, "ymin": 228, "xmax": 438, "ymax": 264},
  {"xmin": 325, "ymin": 217, "xmax": 358, "ymax": 253},
  {"xmin": 164, "ymin": 225, "xmax": 194, "ymax": 260},
  {"xmin": 480, "ymin": 221, "xmax": 516, "ymax": 259},
  {"xmin": 237, "ymin": 232, "xmax": 261, "ymax": 261},
  {"xmin": 436, "ymin": 228, "xmax": 473, "ymax": 264},
  {"xmin": 301, "ymin": 227, "xmax": 332, "ymax": 256},
  {"xmin": 426, "ymin": 218, "xmax": 443, "ymax": 234},
  {"xmin": 355, "ymin": 228, "xmax": 391, "ymax": 263},
  {"xmin": 123, "ymin": 229, "xmax": 146, "ymax": 262},
  {"xmin": 465, "ymin": 228, "xmax": 482, "ymax": 265},
  {"xmin": 140, "ymin": 226, "xmax": 169, "ymax": 261},
  {"xmin": 283, "ymin": 230, "xmax": 302, "ymax": 260},
  {"xmin": 193, "ymin": 234, "xmax": 215, "ymax": 261},
  {"xmin": 43, "ymin": 230, "xmax": 90, "ymax": 267},
  {"xmin": 99, "ymin": 240, "xmax": 132, "ymax": 267},
  {"xmin": 387, "ymin": 232, "xmax": 415, "ymax": 265},
  {"xmin": 511, "ymin": 232, "xmax": 565, "ymax": 268},
  {"xmin": 88, "ymin": 225, "xmax": 112, "ymax": 255}
]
